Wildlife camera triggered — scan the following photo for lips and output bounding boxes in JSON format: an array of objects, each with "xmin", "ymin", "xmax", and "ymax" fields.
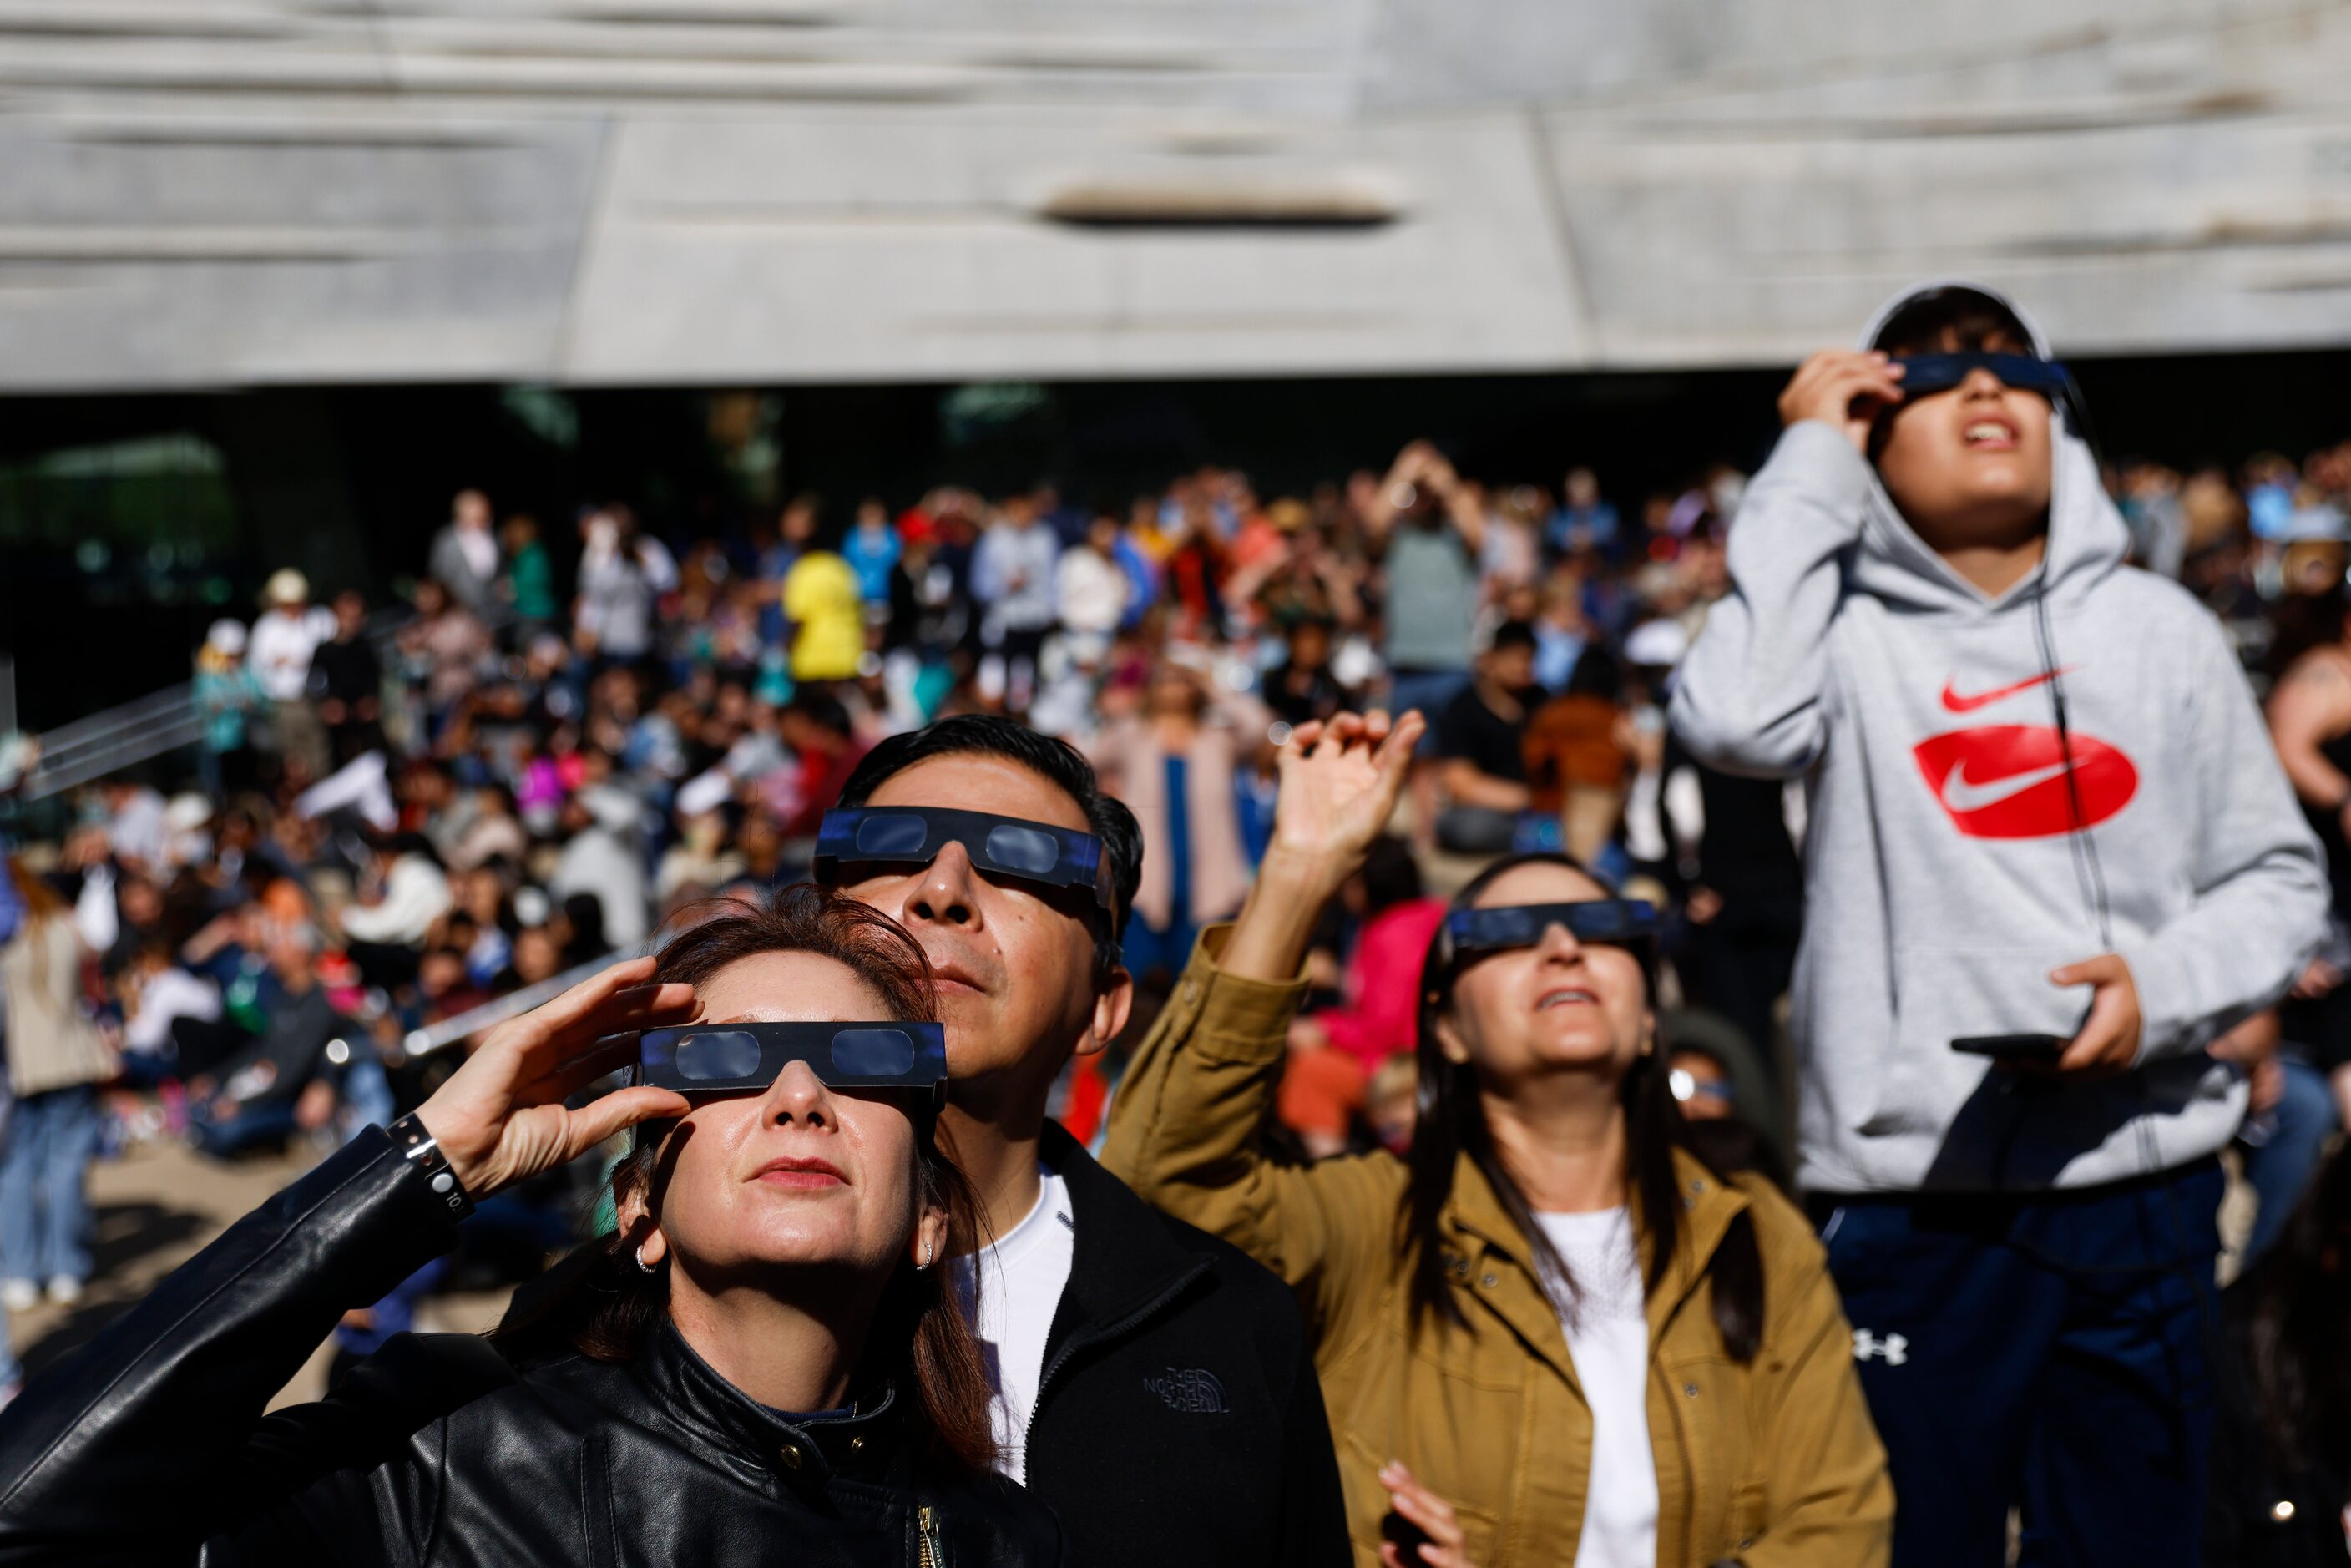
[
  {"xmin": 1914, "ymin": 725, "xmax": 2136, "ymax": 839},
  {"xmin": 755, "ymin": 1156, "xmax": 847, "ymax": 1189},
  {"xmin": 918, "ymin": 944, "xmax": 993, "ymax": 996},
  {"xmin": 1962, "ymin": 416, "xmax": 2019, "ymax": 449}
]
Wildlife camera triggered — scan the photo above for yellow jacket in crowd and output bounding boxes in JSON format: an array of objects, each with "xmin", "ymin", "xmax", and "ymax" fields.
[
  {"xmin": 1103, "ymin": 928, "xmax": 1893, "ymax": 1568},
  {"xmin": 781, "ymin": 550, "xmax": 864, "ymax": 683}
]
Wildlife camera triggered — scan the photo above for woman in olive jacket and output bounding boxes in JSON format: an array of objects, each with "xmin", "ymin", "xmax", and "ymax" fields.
[
  {"xmin": 0, "ymin": 888, "xmax": 1064, "ymax": 1567},
  {"xmin": 1104, "ymin": 714, "xmax": 1890, "ymax": 1568}
]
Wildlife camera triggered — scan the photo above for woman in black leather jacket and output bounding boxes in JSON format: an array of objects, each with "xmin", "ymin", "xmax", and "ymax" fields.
[{"xmin": 0, "ymin": 887, "xmax": 1066, "ymax": 1566}]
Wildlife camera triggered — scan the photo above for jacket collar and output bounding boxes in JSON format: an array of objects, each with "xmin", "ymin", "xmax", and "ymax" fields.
[
  {"xmin": 632, "ymin": 1319, "xmax": 902, "ymax": 1490},
  {"xmin": 1440, "ymin": 1145, "xmax": 1750, "ymax": 1349},
  {"xmin": 1039, "ymin": 1123, "xmax": 1213, "ymax": 1362}
]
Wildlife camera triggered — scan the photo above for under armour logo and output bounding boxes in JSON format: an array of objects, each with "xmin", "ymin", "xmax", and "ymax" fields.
[
  {"xmin": 1853, "ymin": 1329, "xmax": 1909, "ymax": 1365},
  {"xmin": 1143, "ymin": 1367, "xmax": 1229, "ymax": 1414}
]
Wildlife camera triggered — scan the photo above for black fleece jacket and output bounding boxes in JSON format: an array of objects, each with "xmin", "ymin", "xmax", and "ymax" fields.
[{"xmin": 1021, "ymin": 1125, "xmax": 1349, "ymax": 1568}]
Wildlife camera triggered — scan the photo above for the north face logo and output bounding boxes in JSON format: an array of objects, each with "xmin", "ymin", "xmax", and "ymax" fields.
[{"xmin": 1143, "ymin": 1368, "xmax": 1229, "ymax": 1414}]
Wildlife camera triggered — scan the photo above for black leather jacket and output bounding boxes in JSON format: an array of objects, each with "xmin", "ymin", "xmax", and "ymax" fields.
[{"xmin": 0, "ymin": 1127, "xmax": 1066, "ymax": 1567}]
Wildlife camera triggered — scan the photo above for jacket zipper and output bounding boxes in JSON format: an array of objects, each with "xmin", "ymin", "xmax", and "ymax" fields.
[
  {"xmin": 918, "ymin": 1503, "xmax": 943, "ymax": 1568},
  {"xmin": 1021, "ymin": 1257, "xmax": 1212, "ymax": 1479}
]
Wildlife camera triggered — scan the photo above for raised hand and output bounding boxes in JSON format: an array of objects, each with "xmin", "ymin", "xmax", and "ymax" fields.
[
  {"xmin": 1270, "ymin": 709, "xmax": 1426, "ymax": 891},
  {"xmin": 1778, "ymin": 349, "xmax": 1906, "ymax": 453},
  {"xmin": 1218, "ymin": 708, "xmax": 1427, "ymax": 985},
  {"xmin": 413, "ymin": 954, "xmax": 696, "ymax": 1200}
]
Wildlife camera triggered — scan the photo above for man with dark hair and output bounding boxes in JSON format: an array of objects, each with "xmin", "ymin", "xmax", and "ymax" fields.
[
  {"xmin": 1262, "ymin": 617, "xmax": 1355, "ymax": 729},
  {"xmin": 306, "ymin": 589, "xmax": 383, "ymax": 766},
  {"xmin": 972, "ymin": 493, "xmax": 1060, "ymax": 713},
  {"xmin": 1431, "ymin": 619, "xmax": 1541, "ymax": 854},
  {"xmin": 821, "ymin": 715, "xmax": 1347, "ymax": 1568},
  {"xmin": 188, "ymin": 924, "xmax": 346, "ymax": 1160},
  {"xmin": 1672, "ymin": 281, "xmax": 2328, "ymax": 1564}
]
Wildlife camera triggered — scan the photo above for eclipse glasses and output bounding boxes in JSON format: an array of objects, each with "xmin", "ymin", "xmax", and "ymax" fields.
[
  {"xmin": 815, "ymin": 807, "xmax": 1117, "ymax": 928},
  {"xmin": 1431, "ymin": 899, "xmax": 1661, "ymax": 973},
  {"xmin": 1881, "ymin": 349, "xmax": 2099, "ymax": 458},
  {"xmin": 624, "ymin": 1020, "xmax": 948, "ymax": 1105},
  {"xmin": 1891, "ymin": 351, "xmax": 2075, "ymax": 402}
]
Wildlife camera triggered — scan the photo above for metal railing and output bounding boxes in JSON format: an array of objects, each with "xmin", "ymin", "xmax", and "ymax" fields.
[
  {"xmin": 16, "ymin": 680, "xmax": 206, "ymax": 799},
  {"xmin": 11, "ymin": 601, "xmax": 489, "ymax": 803},
  {"xmin": 404, "ymin": 944, "xmax": 650, "ymax": 1057}
]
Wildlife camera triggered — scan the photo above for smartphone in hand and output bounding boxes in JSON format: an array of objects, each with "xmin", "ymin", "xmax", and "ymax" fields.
[{"xmin": 1949, "ymin": 1034, "xmax": 2067, "ymax": 1061}]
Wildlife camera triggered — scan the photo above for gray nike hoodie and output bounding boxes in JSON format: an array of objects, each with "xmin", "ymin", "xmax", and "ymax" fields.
[{"xmin": 1671, "ymin": 281, "xmax": 2327, "ymax": 1195}]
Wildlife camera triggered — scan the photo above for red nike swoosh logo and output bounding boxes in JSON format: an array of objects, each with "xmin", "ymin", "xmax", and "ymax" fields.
[
  {"xmin": 1939, "ymin": 668, "xmax": 2074, "ymax": 713},
  {"xmin": 1913, "ymin": 725, "xmax": 2138, "ymax": 839}
]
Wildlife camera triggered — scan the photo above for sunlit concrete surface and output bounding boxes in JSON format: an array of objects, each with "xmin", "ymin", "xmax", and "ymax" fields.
[{"xmin": 0, "ymin": 0, "xmax": 2347, "ymax": 387}]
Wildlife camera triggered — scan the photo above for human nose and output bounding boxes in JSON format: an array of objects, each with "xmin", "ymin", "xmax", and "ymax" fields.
[
  {"xmin": 902, "ymin": 842, "xmax": 984, "ymax": 933},
  {"xmin": 761, "ymin": 1060, "xmax": 835, "ymax": 1129},
  {"xmin": 1959, "ymin": 367, "xmax": 2008, "ymax": 400},
  {"xmin": 1532, "ymin": 920, "xmax": 1588, "ymax": 967}
]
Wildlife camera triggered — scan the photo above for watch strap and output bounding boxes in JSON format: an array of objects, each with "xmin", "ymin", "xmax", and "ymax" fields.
[{"xmin": 387, "ymin": 1113, "xmax": 475, "ymax": 1221}]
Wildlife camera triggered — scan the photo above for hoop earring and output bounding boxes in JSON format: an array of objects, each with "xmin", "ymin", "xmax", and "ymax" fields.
[
  {"xmin": 918, "ymin": 1238, "xmax": 935, "ymax": 1272},
  {"xmin": 634, "ymin": 1242, "xmax": 661, "ymax": 1275}
]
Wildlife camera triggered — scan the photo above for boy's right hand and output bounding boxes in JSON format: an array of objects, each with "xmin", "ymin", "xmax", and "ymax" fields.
[{"xmin": 1779, "ymin": 351, "xmax": 1907, "ymax": 453}]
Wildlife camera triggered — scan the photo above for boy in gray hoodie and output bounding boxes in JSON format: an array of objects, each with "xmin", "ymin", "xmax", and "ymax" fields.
[{"xmin": 1673, "ymin": 282, "xmax": 2326, "ymax": 1565}]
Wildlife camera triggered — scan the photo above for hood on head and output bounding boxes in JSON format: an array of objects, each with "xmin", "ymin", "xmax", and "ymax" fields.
[
  {"xmin": 1843, "ymin": 279, "xmax": 2126, "ymax": 615},
  {"xmin": 1855, "ymin": 278, "xmax": 2055, "ymax": 360}
]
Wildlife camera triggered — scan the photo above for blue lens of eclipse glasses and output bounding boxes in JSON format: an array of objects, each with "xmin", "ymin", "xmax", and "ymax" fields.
[
  {"xmin": 1441, "ymin": 900, "xmax": 1661, "ymax": 959},
  {"xmin": 1892, "ymin": 352, "xmax": 2072, "ymax": 400},
  {"xmin": 815, "ymin": 807, "xmax": 1116, "ymax": 923},
  {"xmin": 626, "ymin": 1020, "xmax": 948, "ymax": 1103}
]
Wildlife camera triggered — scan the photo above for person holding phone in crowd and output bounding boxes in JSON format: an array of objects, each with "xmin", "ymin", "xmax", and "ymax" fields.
[
  {"xmin": 0, "ymin": 888, "xmax": 1064, "ymax": 1565},
  {"xmin": 814, "ymin": 715, "xmax": 1349, "ymax": 1568},
  {"xmin": 1105, "ymin": 712, "xmax": 1892, "ymax": 1566},
  {"xmin": 1671, "ymin": 282, "xmax": 2329, "ymax": 1565}
]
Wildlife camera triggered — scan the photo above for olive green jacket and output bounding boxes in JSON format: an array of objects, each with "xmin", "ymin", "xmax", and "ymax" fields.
[{"xmin": 1102, "ymin": 928, "xmax": 1893, "ymax": 1568}]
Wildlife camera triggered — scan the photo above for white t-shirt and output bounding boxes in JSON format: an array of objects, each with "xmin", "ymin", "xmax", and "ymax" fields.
[
  {"xmin": 124, "ymin": 966, "xmax": 220, "ymax": 1055},
  {"xmin": 453, "ymin": 521, "xmax": 498, "ymax": 584},
  {"xmin": 246, "ymin": 606, "xmax": 336, "ymax": 702},
  {"xmin": 1534, "ymin": 1207, "xmax": 1657, "ymax": 1568},
  {"xmin": 949, "ymin": 1165, "xmax": 1076, "ymax": 1485}
]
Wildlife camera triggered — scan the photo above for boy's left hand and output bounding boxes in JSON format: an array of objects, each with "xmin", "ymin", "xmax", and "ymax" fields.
[{"xmin": 2043, "ymin": 954, "xmax": 2143, "ymax": 1076}]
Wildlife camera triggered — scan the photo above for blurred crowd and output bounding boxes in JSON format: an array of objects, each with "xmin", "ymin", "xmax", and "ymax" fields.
[{"xmin": 4, "ymin": 428, "xmax": 2351, "ymax": 1424}]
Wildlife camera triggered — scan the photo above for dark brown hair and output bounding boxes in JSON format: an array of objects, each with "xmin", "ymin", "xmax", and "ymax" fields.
[
  {"xmin": 1403, "ymin": 853, "xmax": 1763, "ymax": 1362},
  {"xmin": 533, "ymin": 884, "xmax": 998, "ymax": 1472},
  {"xmin": 2246, "ymin": 1141, "xmax": 2351, "ymax": 1485},
  {"xmin": 1868, "ymin": 286, "xmax": 2035, "ymax": 358},
  {"xmin": 834, "ymin": 713, "xmax": 1143, "ymax": 969},
  {"xmin": 5, "ymin": 857, "xmax": 68, "ymax": 924}
]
